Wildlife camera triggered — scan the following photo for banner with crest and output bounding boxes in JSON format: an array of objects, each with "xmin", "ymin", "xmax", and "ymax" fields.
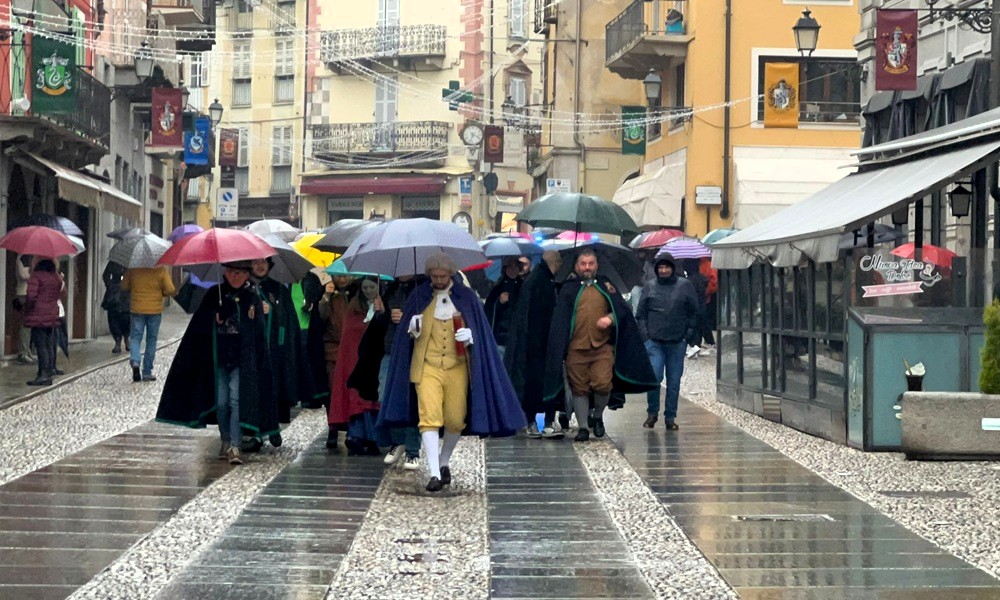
[
  {"xmin": 876, "ymin": 9, "xmax": 917, "ymax": 91},
  {"xmin": 151, "ymin": 88, "xmax": 183, "ymax": 147},
  {"xmin": 621, "ymin": 106, "xmax": 647, "ymax": 155},
  {"xmin": 219, "ymin": 129, "xmax": 239, "ymax": 167},
  {"xmin": 763, "ymin": 62, "xmax": 799, "ymax": 129},
  {"xmin": 31, "ymin": 37, "xmax": 76, "ymax": 114},
  {"xmin": 184, "ymin": 116, "xmax": 212, "ymax": 166}
]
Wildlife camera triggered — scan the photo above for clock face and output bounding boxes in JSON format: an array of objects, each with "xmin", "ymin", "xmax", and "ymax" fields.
[
  {"xmin": 453, "ymin": 213, "xmax": 472, "ymax": 232},
  {"xmin": 461, "ymin": 124, "xmax": 484, "ymax": 145}
]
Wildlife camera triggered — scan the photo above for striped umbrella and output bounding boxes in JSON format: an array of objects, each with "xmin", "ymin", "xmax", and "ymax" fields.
[{"xmin": 657, "ymin": 237, "xmax": 711, "ymax": 259}]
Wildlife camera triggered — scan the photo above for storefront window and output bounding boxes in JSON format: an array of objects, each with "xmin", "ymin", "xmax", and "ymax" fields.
[
  {"xmin": 784, "ymin": 336, "xmax": 812, "ymax": 401},
  {"xmin": 815, "ymin": 263, "xmax": 830, "ymax": 334},
  {"xmin": 719, "ymin": 330, "xmax": 739, "ymax": 384},
  {"xmin": 743, "ymin": 331, "xmax": 763, "ymax": 388},
  {"xmin": 816, "ymin": 338, "xmax": 846, "ymax": 407}
]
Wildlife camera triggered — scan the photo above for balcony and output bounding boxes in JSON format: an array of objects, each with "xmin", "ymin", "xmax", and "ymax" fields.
[
  {"xmin": 151, "ymin": 0, "xmax": 204, "ymax": 26},
  {"xmin": 311, "ymin": 121, "xmax": 450, "ymax": 166},
  {"xmin": 174, "ymin": 0, "xmax": 217, "ymax": 52},
  {"xmin": 320, "ymin": 25, "xmax": 447, "ymax": 73},
  {"xmin": 534, "ymin": 0, "xmax": 556, "ymax": 34},
  {"xmin": 606, "ymin": 0, "xmax": 690, "ymax": 80}
]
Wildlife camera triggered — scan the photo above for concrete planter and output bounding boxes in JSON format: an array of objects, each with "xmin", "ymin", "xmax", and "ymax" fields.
[{"xmin": 898, "ymin": 392, "xmax": 1000, "ymax": 460}]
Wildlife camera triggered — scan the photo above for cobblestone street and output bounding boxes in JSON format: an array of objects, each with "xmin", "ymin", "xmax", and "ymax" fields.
[{"xmin": 1, "ymin": 351, "xmax": 998, "ymax": 599}]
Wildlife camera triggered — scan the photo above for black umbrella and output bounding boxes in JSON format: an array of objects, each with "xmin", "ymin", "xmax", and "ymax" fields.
[
  {"xmin": 312, "ymin": 219, "xmax": 385, "ymax": 253},
  {"xmin": 516, "ymin": 193, "xmax": 641, "ymax": 237},
  {"xmin": 554, "ymin": 240, "xmax": 644, "ymax": 292},
  {"xmin": 9, "ymin": 214, "xmax": 83, "ymax": 237}
]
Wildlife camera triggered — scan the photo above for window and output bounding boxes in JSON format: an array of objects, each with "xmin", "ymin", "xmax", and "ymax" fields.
[
  {"xmin": 271, "ymin": 125, "xmax": 293, "ymax": 193},
  {"xmin": 756, "ymin": 56, "xmax": 861, "ymax": 124},
  {"xmin": 233, "ymin": 41, "xmax": 252, "ymax": 107},
  {"xmin": 187, "ymin": 176, "xmax": 201, "ymax": 199},
  {"xmin": 233, "ymin": 0, "xmax": 253, "ymax": 30},
  {"xmin": 508, "ymin": 76, "xmax": 527, "ymax": 107},
  {"xmin": 236, "ymin": 128, "xmax": 249, "ymax": 194},
  {"xmin": 670, "ymin": 63, "xmax": 685, "ymax": 129},
  {"xmin": 510, "ymin": 0, "xmax": 526, "ymax": 39},
  {"xmin": 274, "ymin": 38, "xmax": 295, "ymax": 104},
  {"xmin": 648, "ymin": 94, "xmax": 662, "ymax": 139},
  {"xmin": 374, "ymin": 77, "xmax": 397, "ymax": 151},
  {"xmin": 189, "ymin": 52, "xmax": 209, "ymax": 88},
  {"xmin": 275, "ymin": 0, "xmax": 295, "ymax": 27}
]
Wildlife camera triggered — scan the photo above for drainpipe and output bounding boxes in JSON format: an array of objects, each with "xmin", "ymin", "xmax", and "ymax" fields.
[
  {"xmin": 298, "ymin": 0, "xmax": 311, "ymax": 229},
  {"xmin": 719, "ymin": 0, "xmax": 732, "ymax": 220},
  {"xmin": 573, "ymin": 0, "xmax": 585, "ymax": 193}
]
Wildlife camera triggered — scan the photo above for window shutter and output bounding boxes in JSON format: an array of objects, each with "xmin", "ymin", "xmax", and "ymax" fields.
[
  {"xmin": 510, "ymin": 77, "xmax": 527, "ymax": 106},
  {"xmin": 238, "ymin": 128, "xmax": 249, "ymax": 167},
  {"xmin": 271, "ymin": 126, "xmax": 292, "ymax": 165},
  {"xmin": 510, "ymin": 0, "xmax": 525, "ymax": 39},
  {"xmin": 275, "ymin": 39, "xmax": 294, "ymax": 77},
  {"xmin": 234, "ymin": 42, "xmax": 252, "ymax": 79}
]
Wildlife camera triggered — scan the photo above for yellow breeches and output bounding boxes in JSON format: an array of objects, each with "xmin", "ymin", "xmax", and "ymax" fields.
[{"xmin": 417, "ymin": 362, "xmax": 469, "ymax": 433}]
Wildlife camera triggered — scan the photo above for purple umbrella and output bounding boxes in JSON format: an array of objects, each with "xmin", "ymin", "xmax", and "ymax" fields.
[
  {"xmin": 657, "ymin": 237, "xmax": 711, "ymax": 259},
  {"xmin": 168, "ymin": 223, "xmax": 204, "ymax": 243}
]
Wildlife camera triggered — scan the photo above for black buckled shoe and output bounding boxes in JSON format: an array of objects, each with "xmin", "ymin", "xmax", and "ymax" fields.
[
  {"xmin": 440, "ymin": 466, "xmax": 452, "ymax": 485},
  {"xmin": 426, "ymin": 477, "xmax": 443, "ymax": 492},
  {"xmin": 643, "ymin": 414, "xmax": 658, "ymax": 429},
  {"xmin": 593, "ymin": 419, "xmax": 606, "ymax": 438}
]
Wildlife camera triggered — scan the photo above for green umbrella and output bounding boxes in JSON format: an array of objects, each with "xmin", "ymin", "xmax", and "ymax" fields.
[
  {"xmin": 325, "ymin": 258, "xmax": 393, "ymax": 281},
  {"xmin": 702, "ymin": 228, "xmax": 740, "ymax": 245},
  {"xmin": 515, "ymin": 192, "xmax": 641, "ymax": 237}
]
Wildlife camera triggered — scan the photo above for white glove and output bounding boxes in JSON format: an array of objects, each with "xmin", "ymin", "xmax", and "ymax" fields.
[
  {"xmin": 455, "ymin": 327, "xmax": 473, "ymax": 344},
  {"xmin": 407, "ymin": 315, "xmax": 423, "ymax": 338}
]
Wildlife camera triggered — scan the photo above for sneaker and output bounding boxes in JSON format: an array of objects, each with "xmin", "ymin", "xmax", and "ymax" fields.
[
  {"xmin": 665, "ymin": 420, "xmax": 680, "ymax": 431},
  {"xmin": 574, "ymin": 428, "xmax": 590, "ymax": 442},
  {"xmin": 227, "ymin": 446, "xmax": 243, "ymax": 465},
  {"xmin": 16, "ymin": 355, "xmax": 36, "ymax": 365},
  {"xmin": 699, "ymin": 345, "xmax": 716, "ymax": 357},
  {"xmin": 685, "ymin": 345, "xmax": 700, "ymax": 359},
  {"xmin": 402, "ymin": 456, "xmax": 420, "ymax": 470},
  {"xmin": 643, "ymin": 414, "xmax": 658, "ymax": 429},
  {"xmin": 131, "ymin": 365, "xmax": 141, "ymax": 382},
  {"xmin": 141, "ymin": 374, "xmax": 157, "ymax": 382},
  {"xmin": 526, "ymin": 423, "xmax": 542, "ymax": 439},
  {"xmin": 541, "ymin": 426, "xmax": 564, "ymax": 440},
  {"xmin": 269, "ymin": 433, "xmax": 282, "ymax": 448},
  {"xmin": 218, "ymin": 442, "xmax": 230, "ymax": 459},
  {"xmin": 384, "ymin": 445, "xmax": 405, "ymax": 465}
]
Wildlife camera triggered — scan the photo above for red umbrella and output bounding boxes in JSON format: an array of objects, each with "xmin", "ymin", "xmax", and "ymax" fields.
[
  {"xmin": 636, "ymin": 228, "xmax": 685, "ymax": 249},
  {"xmin": 157, "ymin": 228, "xmax": 275, "ymax": 267},
  {"xmin": 890, "ymin": 243, "xmax": 957, "ymax": 268},
  {"xmin": 0, "ymin": 226, "xmax": 78, "ymax": 258}
]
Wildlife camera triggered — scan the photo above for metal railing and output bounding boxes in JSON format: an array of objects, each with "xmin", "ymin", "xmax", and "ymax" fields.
[
  {"xmin": 606, "ymin": 0, "xmax": 686, "ymax": 63},
  {"xmin": 534, "ymin": 0, "xmax": 556, "ymax": 33},
  {"xmin": 34, "ymin": 67, "xmax": 112, "ymax": 146},
  {"xmin": 152, "ymin": 0, "xmax": 203, "ymax": 21},
  {"xmin": 311, "ymin": 121, "xmax": 450, "ymax": 155},
  {"xmin": 320, "ymin": 25, "xmax": 446, "ymax": 62}
]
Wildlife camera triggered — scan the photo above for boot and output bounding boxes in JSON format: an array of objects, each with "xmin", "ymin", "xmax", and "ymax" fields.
[
  {"xmin": 593, "ymin": 419, "xmax": 606, "ymax": 438},
  {"xmin": 325, "ymin": 427, "xmax": 339, "ymax": 449},
  {"xmin": 643, "ymin": 414, "xmax": 658, "ymax": 429},
  {"xmin": 112, "ymin": 340, "xmax": 121, "ymax": 354}
]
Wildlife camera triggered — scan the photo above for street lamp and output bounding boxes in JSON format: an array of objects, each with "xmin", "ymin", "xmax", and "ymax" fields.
[
  {"xmin": 208, "ymin": 98, "xmax": 224, "ymax": 127},
  {"xmin": 793, "ymin": 8, "xmax": 821, "ymax": 56},
  {"xmin": 643, "ymin": 68, "xmax": 662, "ymax": 106},
  {"xmin": 501, "ymin": 95, "xmax": 517, "ymax": 127},
  {"xmin": 950, "ymin": 183, "xmax": 973, "ymax": 217},
  {"xmin": 134, "ymin": 41, "xmax": 154, "ymax": 82},
  {"xmin": 891, "ymin": 205, "xmax": 909, "ymax": 226}
]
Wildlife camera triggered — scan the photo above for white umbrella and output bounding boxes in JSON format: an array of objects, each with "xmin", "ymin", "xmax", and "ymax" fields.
[{"xmin": 248, "ymin": 219, "xmax": 300, "ymax": 242}]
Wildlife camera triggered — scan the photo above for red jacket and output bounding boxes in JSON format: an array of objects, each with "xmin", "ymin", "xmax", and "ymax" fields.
[{"xmin": 24, "ymin": 271, "xmax": 63, "ymax": 328}]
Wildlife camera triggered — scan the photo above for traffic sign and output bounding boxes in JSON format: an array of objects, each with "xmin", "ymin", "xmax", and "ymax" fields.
[
  {"xmin": 546, "ymin": 178, "xmax": 571, "ymax": 194},
  {"xmin": 216, "ymin": 187, "xmax": 239, "ymax": 221}
]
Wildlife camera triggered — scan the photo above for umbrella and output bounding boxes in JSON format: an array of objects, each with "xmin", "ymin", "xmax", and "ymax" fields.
[
  {"xmin": 258, "ymin": 234, "xmax": 313, "ymax": 283},
  {"xmin": 157, "ymin": 228, "xmax": 276, "ymax": 267},
  {"xmin": 168, "ymin": 223, "xmax": 204, "ymax": 243},
  {"xmin": 555, "ymin": 231, "xmax": 597, "ymax": 243},
  {"xmin": 530, "ymin": 227, "xmax": 564, "ymax": 239},
  {"xmin": 107, "ymin": 227, "xmax": 152, "ymax": 240},
  {"xmin": 312, "ymin": 219, "xmax": 385, "ymax": 253},
  {"xmin": 658, "ymin": 237, "xmax": 712, "ymax": 259},
  {"xmin": 340, "ymin": 218, "xmax": 487, "ymax": 277},
  {"xmin": 292, "ymin": 233, "xmax": 338, "ymax": 267},
  {"xmin": 0, "ymin": 226, "xmax": 78, "ymax": 258},
  {"xmin": 66, "ymin": 235, "xmax": 86, "ymax": 257},
  {"xmin": 634, "ymin": 228, "xmax": 684, "ymax": 249},
  {"xmin": 247, "ymin": 219, "xmax": 300, "ymax": 242},
  {"xmin": 108, "ymin": 234, "xmax": 172, "ymax": 269},
  {"xmin": 890, "ymin": 243, "xmax": 957, "ymax": 268},
  {"xmin": 838, "ymin": 224, "xmax": 904, "ymax": 250},
  {"xmin": 702, "ymin": 228, "xmax": 740, "ymax": 246},
  {"xmin": 484, "ymin": 231, "xmax": 533, "ymax": 241},
  {"xmin": 516, "ymin": 192, "xmax": 641, "ymax": 237},
  {"xmin": 554, "ymin": 240, "xmax": 644, "ymax": 292},
  {"xmin": 479, "ymin": 237, "xmax": 543, "ymax": 259},
  {"xmin": 326, "ymin": 258, "xmax": 394, "ymax": 281},
  {"xmin": 9, "ymin": 214, "xmax": 83, "ymax": 237}
]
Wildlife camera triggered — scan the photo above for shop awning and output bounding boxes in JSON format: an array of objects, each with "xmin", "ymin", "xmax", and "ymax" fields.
[
  {"xmin": 17, "ymin": 152, "xmax": 143, "ymax": 221},
  {"xmin": 711, "ymin": 139, "xmax": 1000, "ymax": 269},
  {"xmin": 733, "ymin": 153, "xmax": 854, "ymax": 229},
  {"xmin": 300, "ymin": 175, "xmax": 447, "ymax": 196},
  {"xmin": 611, "ymin": 164, "xmax": 684, "ymax": 228}
]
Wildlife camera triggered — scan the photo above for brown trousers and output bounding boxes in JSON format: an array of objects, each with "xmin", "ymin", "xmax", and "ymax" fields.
[{"xmin": 565, "ymin": 344, "xmax": 614, "ymax": 396}]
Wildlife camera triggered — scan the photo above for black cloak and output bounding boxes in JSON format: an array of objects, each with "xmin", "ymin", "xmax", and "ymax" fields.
[
  {"xmin": 542, "ymin": 275, "xmax": 658, "ymax": 402},
  {"xmin": 255, "ymin": 276, "xmax": 302, "ymax": 423},
  {"xmin": 155, "ymin": 282, "xmax": 279, "ymax": 438},
  {"xmin": 347, "ymin": 309, "xmax": 390, "ymax": 402},
  {"xmin": 503, "ymin": 262, "xmax": 557, "ymax": 415},
  {"xmin": 300, "ymin": 272, "xmax": 330, "ymax": 406},
  {"xmin": 483, "ymin": 275, "xmax": 523, "ymax": 347}
]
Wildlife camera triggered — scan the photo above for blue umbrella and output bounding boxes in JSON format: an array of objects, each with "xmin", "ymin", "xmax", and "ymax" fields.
[
  {"xmin": 478, "ymin": 237, "xmax": 543, "ymax": 259},
  {"xmin": 340, "ymin": 218, "xmax": 487, "ymax": 277},
  {"xmin": 326, "ymin": 258, "xmax": 393, "ymax": 281}
]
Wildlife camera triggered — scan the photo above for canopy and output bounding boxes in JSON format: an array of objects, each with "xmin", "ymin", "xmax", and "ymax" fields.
[
  {"xmin": 732, "ymin": 153, "xmax": 853, "ymax": 229},
  {"xmin": 611, "ymin": 164, "xmax": 684, "ymax": 228},
  {"xmin": 711, "ymin": 139, "xmax": 1000, "ymax": 269},
  {"xmin": 14, "ymin": 152, "xmax": 143, "ymax": 221}
]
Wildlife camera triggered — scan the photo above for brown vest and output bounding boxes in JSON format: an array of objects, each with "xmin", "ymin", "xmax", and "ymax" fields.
[{"xmin": 570, "ymin": 284, "xmax": 611, "ymax": 350}]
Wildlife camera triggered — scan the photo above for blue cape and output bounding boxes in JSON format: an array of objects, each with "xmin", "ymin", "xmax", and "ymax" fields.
[{"xmin": 376, "ymin": 277, "xmax": 527, "ymax": 437}]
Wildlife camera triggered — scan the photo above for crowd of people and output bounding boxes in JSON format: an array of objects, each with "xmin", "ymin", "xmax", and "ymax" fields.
[{"xmin": 132, "ymin": 237, "xmax": 718, "ymax": 493}]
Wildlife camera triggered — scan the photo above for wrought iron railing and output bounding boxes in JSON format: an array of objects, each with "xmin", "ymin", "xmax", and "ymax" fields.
[
  {"xmin": 606, "ymin": 0, "xmax": 686, "ymax": 63},
  {"xmin": 152, "ymin": 0, "xmax": 203, "ymax": 21},
  {"xmin": 320, "ymin": 25, "xmax": 446, "ymax": 63},
  {"xmin": 41, "ymin": 67, "xmax": 112, "ymax": 146},
  {"xmin": 534, "ymin": 0, "xmax": 556, "ymax": 33},
  {"xmin": 311, "ymin": 121, "xmax": 450, "ymax": 155}
]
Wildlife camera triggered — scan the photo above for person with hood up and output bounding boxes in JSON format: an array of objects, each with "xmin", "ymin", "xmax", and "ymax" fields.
[
  {"xmin": 635, "ymin": 252, "xmax": 702, "ymax": 430},
  {"xmin": 483, "ymin": 257, "xmax": 524, "ymax": 356}
]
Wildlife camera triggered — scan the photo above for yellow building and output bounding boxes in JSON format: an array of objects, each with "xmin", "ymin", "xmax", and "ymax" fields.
[{"xmin": 607, "ymin": 0, "xmax": 861, "ymax": 236}]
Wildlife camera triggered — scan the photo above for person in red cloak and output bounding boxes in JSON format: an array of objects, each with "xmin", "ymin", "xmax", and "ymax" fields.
[{"xmin": 328, "ymin": 276, "xmax": 390, "ymax": 455}]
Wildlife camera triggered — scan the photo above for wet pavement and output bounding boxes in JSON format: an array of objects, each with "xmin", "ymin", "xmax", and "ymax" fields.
[
  {"xmin": 486, "ymin": 436, "xmax": 654, "ymax": 600},
  {"xmin": 0, "ymin": 422, "xmax": 229, "ymax": 600},
  {"xmin": 154, "ymin": 436, "xmax": 383, "ymax": 600},
  {"xmin": 603, "ymin": 396, "xmax": 1000, "ymax": 599}
]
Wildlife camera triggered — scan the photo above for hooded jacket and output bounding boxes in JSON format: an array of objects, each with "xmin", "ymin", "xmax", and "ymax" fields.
[{"xmin": 636, "ymin": 253, "xmax": 701, "ymax": 345}]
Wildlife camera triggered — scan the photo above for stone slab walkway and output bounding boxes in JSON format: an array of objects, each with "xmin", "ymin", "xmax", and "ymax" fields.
[{"xmin": 603, "ymin": 396, "xmax": 1000, "ymax": 599}]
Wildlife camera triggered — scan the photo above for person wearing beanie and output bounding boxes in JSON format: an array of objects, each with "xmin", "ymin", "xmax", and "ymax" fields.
[{"xmin": 635, "ymin": 251, "xmax": 702, "ymax": 430}]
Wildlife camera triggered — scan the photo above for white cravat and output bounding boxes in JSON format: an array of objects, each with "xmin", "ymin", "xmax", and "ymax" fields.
[
  {"xmin": 433, "ymin": 283, "xmax": 457, "ymax": 321},
  {"xmin": 363, "ymin": 303, "xmax": 375, "ymax": 323}
]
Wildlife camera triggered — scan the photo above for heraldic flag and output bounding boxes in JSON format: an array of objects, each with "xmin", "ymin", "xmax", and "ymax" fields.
[
  {"xmin": 876, "ymin": 9, "xmax": 917, "ymax": 91},
  {"xmin": 31, "ymin": 37, "xmax": 77, "ymax": 114},
  {"xmin": 151, "ymin": 88, "xmax": 184, "ymax": 147},
  {"xmin": 763, "ymin": 63, "xmax": 800, "ymax": 129}
]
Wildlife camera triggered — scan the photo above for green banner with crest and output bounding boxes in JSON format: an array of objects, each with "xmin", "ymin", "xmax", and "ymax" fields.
[
  {"xmin": 621, "ymin": 106, "xmax": 646, "ymax": 155},
  {"xmin": 32, "ymin": 37, "xmax": 76, "ymax": 114}
]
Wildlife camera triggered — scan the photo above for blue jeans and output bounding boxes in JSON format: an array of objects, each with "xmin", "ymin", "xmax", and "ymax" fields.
[
  {"xmin": 216, "ymin": 367, "xmax": 241, "ymax": 446},
  {"xmin": 645, "ymin": 340, "xmax": 687, "ymax": 420},
  {"xmin": 129, "ymin": 313, "xmax": 162, "ymax": 376}
]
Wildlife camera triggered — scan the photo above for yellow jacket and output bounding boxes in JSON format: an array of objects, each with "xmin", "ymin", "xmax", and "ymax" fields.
[{"xmin": 121, "ymin": 267, "xmax": 176, "ymax": 314}]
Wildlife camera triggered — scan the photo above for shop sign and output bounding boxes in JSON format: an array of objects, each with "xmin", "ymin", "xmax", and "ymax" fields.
[
  {"xmin": 460, "ymin": 177, "xmax": 473, "ymax": 207},
  {"xmin": 546, "ymin": 178, "xmax": 570, "ymax": 194},
  {"xmin": 859, "ymin": 254, "xmax": 942, "ymax": 298}
]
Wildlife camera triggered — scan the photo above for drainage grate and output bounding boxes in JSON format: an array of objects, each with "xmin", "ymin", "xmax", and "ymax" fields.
[
  {"xmin": 879, "ymin": 490, "xmax": 972, "ymax": 500},
  {"xmin": 733, "ymin": 514, "xmax": 835, "ymax": 523}
]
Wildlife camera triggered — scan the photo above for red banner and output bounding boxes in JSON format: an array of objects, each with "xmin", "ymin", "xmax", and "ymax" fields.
[
  {"xmin": 875, "ymin": 9, "xmax": 917, "ymax": 91},
  {"xmin": 219, "ymin": 129, "xmax": 239, "ymax": 167},
  {"xmin": 483, "ymin": 125, "xmax": 504, "ymax": 164},
  {"xmin": 150, "ymin": 88, "xmax": 183, "ymax": 147}
]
